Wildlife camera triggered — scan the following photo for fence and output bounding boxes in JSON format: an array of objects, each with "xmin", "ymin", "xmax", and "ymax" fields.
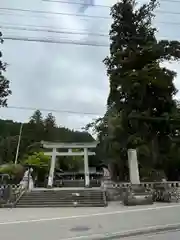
[
  {"xmin": 0, "ymin": 184, "xmax": 26, "ymax": 207},
  {"xmin": 101, "ymin": 180, "xmax": 180, "ymax": 201}
]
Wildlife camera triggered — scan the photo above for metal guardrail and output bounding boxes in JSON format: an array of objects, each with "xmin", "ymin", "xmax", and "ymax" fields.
[
  {"xmin": 0, "ymin": 184, "xmax": 26, "ymax": 207},
  {"xmin": 13, "ymin": 185, "xmax": 26, "ymax": 206}
]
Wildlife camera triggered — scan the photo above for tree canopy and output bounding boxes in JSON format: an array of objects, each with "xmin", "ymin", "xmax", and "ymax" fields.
[
  {"xmin": 0, "ymin": 32, "xmax": 11, "ymax": 107},
  {"xmin": 87, "ymin": 0, "xmax": 180, "ymax": 181}
]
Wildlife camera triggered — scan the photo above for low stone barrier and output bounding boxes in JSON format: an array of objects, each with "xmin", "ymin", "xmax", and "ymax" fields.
[
  {"xmin": 101, "ymin": 180, "xmax": 180, "ymax": 201},
  {"xmin": 109, "ymin": 181, "xmax": 180, "ymax": 188}
]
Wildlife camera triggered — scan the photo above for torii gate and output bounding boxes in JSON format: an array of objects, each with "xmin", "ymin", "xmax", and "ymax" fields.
[{"xmin": 41, "ymin": 141, "xmax": 98, "ymax": 188}]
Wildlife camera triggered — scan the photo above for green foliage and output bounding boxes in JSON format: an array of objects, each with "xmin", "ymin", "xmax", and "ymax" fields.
[
  {"xmin": 30, "ymin": 110, "xmax": 43, "ymax": 125},
  {"xmin": 68, "ymin": 149, "xmax": 84, "ymax": 171},
  {"xmin": 0, "ymin": 31, "xmax": 11, "ymax": 107},
  {"xmin": 140, "ymin": 168, "xmax": 166, "ymax": 181},
  {"xmin": 63, "ymin": 157, "xmax": 83, "ymax": 172},
  {"xmin": 87, "ymin": 0, "xmax": 180, "ymax": 180},
  {"xmin": 57, "ymin": 149, "xmax": 84, "ymax": 172},
  {"xmin": 0, "ymin": 135, "xmax": 19, "ymax": 164},
  {"xmin": 0, "ymin": 163, "xmax": 24, "ymax": 180},
  {"xmin": 22, "ymin": 152, "xmax": 50, "ymax": 170},
  {"xmin": 44, "ymin": 113, "xmax": 57, "ymax": 141}
]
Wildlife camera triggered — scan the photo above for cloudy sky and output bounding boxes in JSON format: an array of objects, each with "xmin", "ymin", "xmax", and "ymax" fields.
[{"xmin": 0, "ymin": 0, "xmax": 180, "ymax": 132}]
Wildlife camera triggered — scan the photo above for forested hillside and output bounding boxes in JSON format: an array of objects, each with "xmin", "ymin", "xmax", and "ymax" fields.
[{"xmin": 0, "ymin": 110, "xmax": 94, "ymax": 164}]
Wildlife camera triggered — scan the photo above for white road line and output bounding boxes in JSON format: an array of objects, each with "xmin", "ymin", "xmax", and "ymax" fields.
[
  {"xmin": 127, "ymin": 229, "xmax": 180, "ymax": 240},
  {"xmin": 0, "ymin": 204, "xmax": 180, "ymax": 225},
  {"xmin": 60, "ymin": 223, "xmax": 180, "ymax": 240}
]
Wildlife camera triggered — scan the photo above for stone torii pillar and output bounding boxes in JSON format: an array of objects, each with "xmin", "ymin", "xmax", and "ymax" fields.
[
  {"xmin": 47, "ymin": 148, "xmax": 56, "ymax": 188},
  {"xmin": 84, "ymin": 147, "xmax": 90, "ymax": 187}
]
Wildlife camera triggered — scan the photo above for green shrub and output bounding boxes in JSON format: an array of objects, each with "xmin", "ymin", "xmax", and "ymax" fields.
[{"xmin": 0, "ymin": 163, "xmax": 24, "ymax": 183}]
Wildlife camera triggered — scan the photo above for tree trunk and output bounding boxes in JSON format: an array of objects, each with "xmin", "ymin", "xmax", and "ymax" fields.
[{"xmin": 151, "ymin": 135, "xmax": 159, "ymax": 167}]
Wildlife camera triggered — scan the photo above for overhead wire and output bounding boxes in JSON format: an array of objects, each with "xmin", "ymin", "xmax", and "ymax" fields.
[
  {"xmin": 1, "ymin": 9, "xmax": 180, "ymax": 41},
  {"xmin": 4, "ymin": 34, "xmax": 180, "ymax": 47},
  {"xmin": 0, "ymin": 20, "xmax": 178, "ymax": 28},
  {"xmin": 1, "ymin": 18, "xmax": 180, "ymax": 37},
  {"xmin": 2, "ymin": 24, "xmax": 180, "ymax": 46},
  {"xmin": 0, "ymin": 7, "xmax": 110, "ymax": 20},
  {"xmin": 42, "ymin": 0, "xmax": 111, "ymax": 8},
  {"xmin": 0, "ymin": 21, "xmax": 92, "ymax": 31},
  {"xmin": 3, "ymin": 36, "xmax": 109, "ymax": 47},
  {"xmin": 0, "ymin": 25, "xmax": 108, "ymax": 37},
  {"xmin": 6, "ymin": 105, "xmax": 103, "ymax": 116},
  {"xmin": 42, "ymin": 0, "xmax": 180, "ymax": 6},
  {"xmin": 4, "ymin": 105, "xmax": 100, "ymax": 131},
  {"xmin": 1, "ymin": 0, "xmax": 180, "ymax": 127},
  {"xmin": 1, "ymin": 6, "xmax": 180, "ymax": 20}
]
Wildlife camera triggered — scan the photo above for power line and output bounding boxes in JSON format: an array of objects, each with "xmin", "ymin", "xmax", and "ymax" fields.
[
  {"xmin": 6, "ymin": 105, "xmax": 103, "ymax": 116},
  {"xmin": 0, "ymin": 21, "xmax": 91, "ymax": 31},
  {"xmin": 3, "ymin": 35, "xmax": 180, "ymax": 47},
  {"xmin": 0, "ymin": 22, "xmax": 109, "ymax": 36},
  {"xmin": 0, "ymin": 7, "xmax": 110, "ymax": 20},
  {"xmin": 0, "ymin": 25, "xmax": 108, "ymax": 37},
  {"xmin": 158, "ymin": 10, "xmax": 180, "ymax": 15},
  {"xmin": 1, "ymin": 19, "xmax": 180, "ymax": 38},
  {"xmin": 3, "ymin": 35, "xmax": 109, "ymax": 47},
  {"xmin": 42, "ymin": 0, "xmax": 111, "ymax": 8},
  {"xmin": 160, "ymin": 0, "xmax": 180, "ymax": 2},
  {"xmin": 42, "ymin": 0, "xmax": 180, "ymax": 6},
  {"xmin": 1, "ymin": 6, "xmax": 180, "ymax": 21},
  {"xmin": 158, "ymin": 21, "xmax": 180, "ymax": 26}
]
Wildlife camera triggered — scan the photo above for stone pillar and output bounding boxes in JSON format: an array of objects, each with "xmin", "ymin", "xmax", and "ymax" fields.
[
  {"xmin": 84, "ymin": 147, "xmax": 90, "ymax": 187},
  {"xmin": 47, "ymin": 148, "xmax": 56, "ymax": 188},
  {"xmin": 127, "ymin": 149, "xmax": 140, "ymax": 184}
]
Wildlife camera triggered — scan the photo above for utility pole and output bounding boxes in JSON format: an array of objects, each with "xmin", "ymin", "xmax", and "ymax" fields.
[{"xmin": 14, "ymin": 123, "xmax": 23, "ymax": 165}]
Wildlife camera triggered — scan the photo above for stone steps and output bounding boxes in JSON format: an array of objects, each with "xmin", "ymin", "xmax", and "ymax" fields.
[
  {"xmin": 55, "ymin": 180, "xmax": 101, "ymax": 188},
  {"xmin": 15, "ymin": 189, "xmax": 107, "ymax": 208},
  {"xmin": 15, "ymin": 203, "xmax": 105, "ymax": 208}
]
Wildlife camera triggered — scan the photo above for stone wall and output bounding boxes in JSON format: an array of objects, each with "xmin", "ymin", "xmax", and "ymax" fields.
[
  {"xmin": 101, "ymin": 179, "xmax": 180, "ymax": 201},
  {"xmin": 101, "ymin": 179, "xmax": 125, "ymax": 201}
]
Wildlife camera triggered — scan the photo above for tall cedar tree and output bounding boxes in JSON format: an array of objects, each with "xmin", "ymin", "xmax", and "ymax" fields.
[
  {"xmin": 0, "ymin": 32, "xmax": 11, "ymax": 107},
  {"xmin": 44, "ymin": 113, "xmax": 57, "ymax": 141},
  {"xmin": 103, "ymin": 0, "xmax": 180, "ymax": 176}
]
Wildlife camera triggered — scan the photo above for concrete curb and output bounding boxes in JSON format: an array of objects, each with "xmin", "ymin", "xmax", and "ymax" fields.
[{"xmin": 80, "ymin": 223, "xmax": 180, "ymax": 240}]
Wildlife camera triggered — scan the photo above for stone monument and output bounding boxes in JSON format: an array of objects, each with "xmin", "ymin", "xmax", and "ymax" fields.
[
  {"xmin": 125, "ymin": 149, "xmax": 153, "ymax": 205},
  {"xmin": 127, "ymin": 149, "xmax": 140, "ymax": 185}
]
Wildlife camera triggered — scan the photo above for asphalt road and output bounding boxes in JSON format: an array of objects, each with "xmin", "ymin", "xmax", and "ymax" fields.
[{"xmin": 1, "ymin": 203, "xmax": 180, "ymax": 240}]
